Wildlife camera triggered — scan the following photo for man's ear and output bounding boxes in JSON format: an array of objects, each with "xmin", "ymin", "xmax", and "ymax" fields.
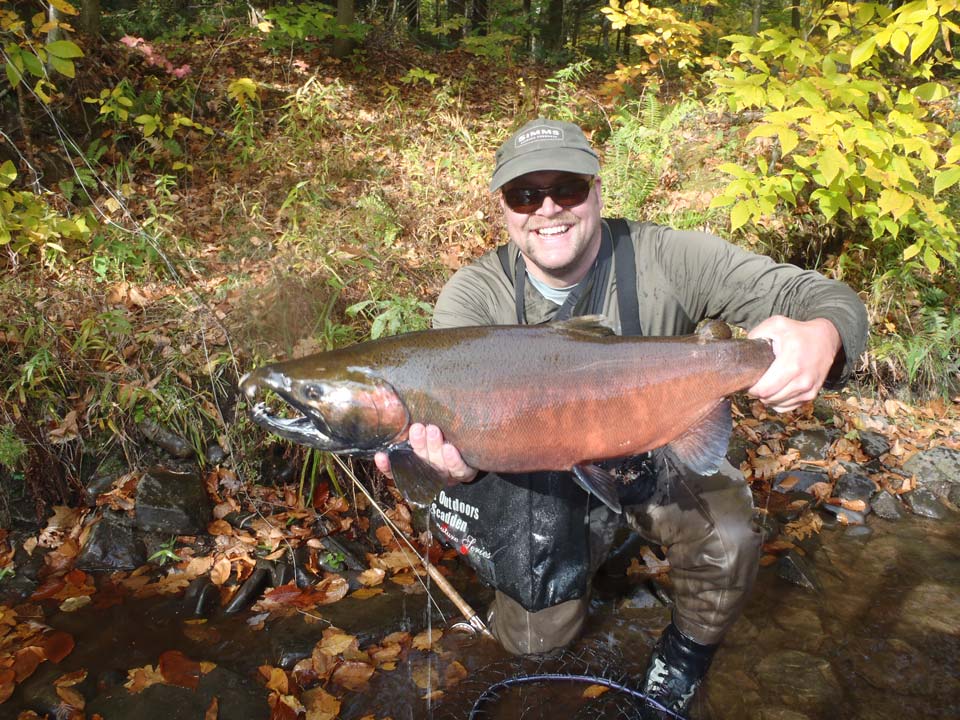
[{"xmin": 594, "ymin": 176, "xmax": 603, "ymax": 212}]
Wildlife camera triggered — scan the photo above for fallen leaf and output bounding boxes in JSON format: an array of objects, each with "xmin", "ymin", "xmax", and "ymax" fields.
[
  {"xmin": 55, "ymin": 684, "xmax": 85, "ymax": 709},
  {"xmin": 263, "ymin": 666, "xmax": 289, "ymax": 694},
  {"xmin": 13, "ymin": 646, "xmax": 45, "ymax": 682},
  {"xmin": 331, "ymin": 661, "xmax": 374, "ymax": 691},
  {"xmin": 0, "ymin": 669, "xmax": 13, "ymax": 704},
  {"xmin": 59, "ymin": 596, "xmax": 92, "ymax": 612},
  {"xmin": 357, "ymin": 568, "xmax": 385, "ymax": 587},
  {"xmin": 412, "ymin": 629, "xmax": 442, "ymax": 652},
  {"xmin": 125, "ymin": 664, "xmax": 165, "ymax": 693},
  {"xmin": 318, "ymin": 630, "xmax": 357, "ymax": 657},
  {"xmin": 159, "ymin": 650, "xmax": 201, "ymax": 690},
  {"xmin": 210, "ymin": 558, "xmax": 232, "ymax": 586},
  {"xmin": 303, "ymin": 686, "xmax": 341, "ymax": 720},
  {"xmin": 40, "ymin": 631, "xmax": 75, "ymax": 663},
  {"xmin": 582, "ymin": 684, "xmax": 609, "ymax": 699},
  {"xmin": 350, "ymin": 588, "xmax": 383, "ymax": 600},
  {"xmin": 444, "ymin": 660, "xmax": 468, "ymax": 687},
  {"xmin": 840, "ymin": 498, "xmax": 867, "ymax": 512},
  {"xmin": 205, "ymin": 696, "xmax": 219, "ymax": 720}
]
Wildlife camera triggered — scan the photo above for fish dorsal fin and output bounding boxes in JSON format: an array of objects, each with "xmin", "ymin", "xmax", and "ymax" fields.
[
  {"xmin": 554, "ymin": 315, "xmax": 616, "ymax": 337},
  {"xmin": 666, "ymin": 399, "xmax": 732, "ymax": 475},
  {"xmin": 696, "ymin": 320, "xmax": 732, "ymax": 342}
]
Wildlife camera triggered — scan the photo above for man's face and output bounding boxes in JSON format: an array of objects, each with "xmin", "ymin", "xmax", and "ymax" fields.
[{"xmin": 499, "ymin": 171, "xmax": 603, "ymax": 287}]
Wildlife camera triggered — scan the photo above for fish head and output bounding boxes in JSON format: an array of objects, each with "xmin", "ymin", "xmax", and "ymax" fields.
[{"xmin": 240, "ymin": 361, "xmax": 409, "ymax": 454}]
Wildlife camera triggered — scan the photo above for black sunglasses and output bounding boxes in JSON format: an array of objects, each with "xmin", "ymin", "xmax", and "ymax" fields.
[{"xmin": 502, "ymin": 177, "xmax": 593, "ymax": 214}]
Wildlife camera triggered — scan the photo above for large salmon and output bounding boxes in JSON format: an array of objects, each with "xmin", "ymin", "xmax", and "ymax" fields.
[{"xmin": 239, "ymin": 318, "xmax": 774, "ymax": 512}]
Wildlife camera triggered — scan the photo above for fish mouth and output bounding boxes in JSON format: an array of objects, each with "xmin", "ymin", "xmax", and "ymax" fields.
[{"xmin": 241, "ymin": 372, "xmax": 365, "ymax": 454}]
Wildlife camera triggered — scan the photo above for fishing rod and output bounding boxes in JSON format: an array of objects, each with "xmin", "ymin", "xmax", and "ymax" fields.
[{"xmin": 330, "ymin": 454, "xmax": 493, "ymax": 639}]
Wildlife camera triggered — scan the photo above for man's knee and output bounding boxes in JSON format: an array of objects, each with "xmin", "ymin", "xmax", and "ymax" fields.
[{"xmin": 488, "ymin": 590, "xmax": 588, "ymax": 656}]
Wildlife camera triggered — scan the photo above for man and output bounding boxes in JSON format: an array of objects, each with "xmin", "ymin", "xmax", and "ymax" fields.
[{"xmin": 376, "ymin": 118, "xmax": 867, "ymax": 716}]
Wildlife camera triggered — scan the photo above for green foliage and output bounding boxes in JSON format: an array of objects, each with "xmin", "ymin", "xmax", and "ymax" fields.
[
  {"xmin": 400, "ymin": 67, "xmax": 439, "ymax": 86},
  {"xmin": 0, "ymin": 161, "xmax": 95, "ymax": 263},
  {"xmin": 872, "ymin": 305, "xmax": 960, "ymax": 398},
  {"xmin": 0, "ymin": 425, "xmax": 27, "ymax": 470},
  {"xmin": 346, "ymin": 296, "xmax": 433, "ymax": 340},
  {"xmin": 539, "ymin": 59, "xmax": 600, "ymax": 124},
  {"xmin": 601, "ymin": 0, "xmax": 712, "ymax": 84},
  {"xmin": 708, "ymin": 1, "xmax": 959, "ymax": 276},
  {"xmin": 148, "ymin": 536, "xmax": 183, "ymax": 566},
  {"xmin": 1, "ymin": 3, "xmax": 83, "ymax": 95},
  {"xmin": 602, "ymin": 93, "xmax": 701, "ymax": 217},
  {"xmin": 263, "ymin": 3, "xmax": 368, "ymax": 52}
]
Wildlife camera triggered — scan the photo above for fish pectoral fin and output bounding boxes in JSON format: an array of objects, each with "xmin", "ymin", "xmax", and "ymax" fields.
[
  {"xmin": 387, "ymin": 445, "xmax": 445, "ymax": 510},
  {"xmin": 666, "ymin": 399, "xmax": 732, "ymax": 475},
  {"xmin": 572, "ymin": 464, "xmax": 622, "ymax": 513}
]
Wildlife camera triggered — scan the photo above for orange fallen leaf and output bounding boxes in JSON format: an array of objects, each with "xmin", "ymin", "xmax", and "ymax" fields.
[
  {"xmin": 125, "ymin": 664, "xmax": 165, "ymax": 693},
  {"xmin": 840, "ymin": 498, "xmax": 867, "ymax": 512},
  {"xmin": 210, "ymin": 557, "xmax": 232, "ymax": 586},
  {"xmin": 318, "ymin": 630, "xmax": 357, "ymax": 657},
  {"xmin": 263, "ymin": 666, "xmax": 289, "ymax": 694},
  {"xmin": 582, "ymin": 684, "xmax": 609, "ymax": 699},
  {"xmin": 759, "ymin": 554, "xmax": 778, "ymax": 567},
  {"xmin": 0, "ymin": 669, "xmax": 14, "ymax": 704},
  {"xmin": 331, "ymin": 661, "xmax": 374, "ymax": 691},
  {"xmin": 159, "ymin": 650, "xmax": 201, "ymax": 690},
  {"xmin": 350, "ymin": 588, "xmax": 383, "ymax": 600},
  {"xmin": 13, "ymin": 647, "xmax": 45, "ymax": 682},
  {"xmin": 302, "ymin": 686, "xmax": 341, "ymax": 720},
  {"xmin": 40, "ymin": 631, "xmax": 75, "ymax": 663},
  {"xmin": 357, "ymin": 568, "xmax": 385, "ymax": 587},
  {"xmin": 205, "ymin": 696, "xmax": 219, "ymax": 720},
  {"xmin": 55, "ymin": 684, "xmax": 85, "ymax": 709},
  {"xmin": 412, "ymin": 629, "xmax": 442, "ymax": 652},
  {"xmin": 445, "ymin": 660, "xmax": 468, "ymax": 688}
]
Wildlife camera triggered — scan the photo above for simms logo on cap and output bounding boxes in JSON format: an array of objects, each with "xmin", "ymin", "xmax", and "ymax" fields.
[{"xmin": 515, "ymin": 126, "xmax": 563, "ymax": 147}]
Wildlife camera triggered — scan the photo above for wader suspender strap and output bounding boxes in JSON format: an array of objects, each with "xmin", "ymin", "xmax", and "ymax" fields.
[{"xmin": 495, "ymin": 218, "xmax": 641, "ymax": 334}]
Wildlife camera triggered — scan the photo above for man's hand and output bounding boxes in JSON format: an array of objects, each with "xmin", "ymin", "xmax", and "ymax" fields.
[
  {"xmin": 374, "ymin": 423, "xmax": 479, "ymax": 485},
  {"xmin": 747, "ymin": 316, "xmax": 842, "ymax": 413}
]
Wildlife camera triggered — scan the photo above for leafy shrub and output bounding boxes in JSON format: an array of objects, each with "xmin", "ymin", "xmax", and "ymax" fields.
[{"xmin": 708, "ymin": 1, "xmax": 959, "ymax": 276}]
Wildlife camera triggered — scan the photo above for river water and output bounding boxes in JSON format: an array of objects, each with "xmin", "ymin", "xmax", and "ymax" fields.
[{"xmin": 5, "ymin": 512, "xmax": 958, "ymax": 719}]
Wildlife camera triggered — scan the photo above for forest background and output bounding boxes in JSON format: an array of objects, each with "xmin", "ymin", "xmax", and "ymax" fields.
[{"xmin": 0, "ymin": 0, "xmax": 958, "ymax": 518}]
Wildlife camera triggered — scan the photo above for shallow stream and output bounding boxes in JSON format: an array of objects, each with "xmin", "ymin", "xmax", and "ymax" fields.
[{"xmin": 5, "ymin": 512, "xmax": 958, "ymax": 719}]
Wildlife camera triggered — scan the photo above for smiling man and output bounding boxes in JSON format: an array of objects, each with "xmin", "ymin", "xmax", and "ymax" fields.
[{"xmin": 376, "ymin": 118, "xmax": 868, "ymax": 717}]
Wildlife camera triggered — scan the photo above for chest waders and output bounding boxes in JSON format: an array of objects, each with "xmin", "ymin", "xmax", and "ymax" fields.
[{"xmin": 428, "ymin": 219, "xmax": 648, "ymax": 612}]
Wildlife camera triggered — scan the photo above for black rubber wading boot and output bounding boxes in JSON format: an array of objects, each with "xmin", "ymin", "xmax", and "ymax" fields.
[{"xmin": 638, "ymin": 623, "xmax": 718, "ymax": 719}]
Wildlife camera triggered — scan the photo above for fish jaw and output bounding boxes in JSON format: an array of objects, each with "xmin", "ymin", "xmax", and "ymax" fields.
[{"xmin": 240, "ymin": 365, "xmax": 409, "ymax": 454}]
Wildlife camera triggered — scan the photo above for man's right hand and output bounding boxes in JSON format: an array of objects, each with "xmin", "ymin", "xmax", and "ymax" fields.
[{"xmin": 374, "ymin": 423, "xmax": 479, "ymax": 485}]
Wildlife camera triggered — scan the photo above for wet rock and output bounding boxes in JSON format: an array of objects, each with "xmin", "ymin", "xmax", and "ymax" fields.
[
  {"xmin": 318, "ymin": 535, "xmax": 370, "ymax": 572},
  {"xmin": 751, "ymin": 709, "xmax": 812, "ymax": 720},
  {"xmin": 76, "ymin": 510, "xmax": 147, "ymax": 571},
  {"xmin": 755, "ymin": 419, "xmax": 787, "ymax": 437},
  {"xmin": 950, "ymin": 484, "xmax": 960, "ymax": 507},
  {"xmin": 835, "ymin": 471, "xmax": 877, "ymax": 508},
  {"xmin": 772, "ymin": 470, "xmax": 829, "ymax": 495},
  {"xmin": 871, "ymin": 491, "xmax": 905, "ymax": 521},
  {"xmin": 771, "ymin": 606, "xmax": 824, "ymax": 652},
  {"xmin": 18, "ymin": 661, "xmax": 99, "ymax": 717},
  {"xmin": 902, "ymin": 488, "xmax": 951, "ymax": 519},
  {"xmin": 205, "ymin": 441, "xmax": 227, "ymax": 465},
  {"xmin": 617, "ymin": 582, "xmax": 665, "ymax": 610},
  {"xmin": 138, "ymin": 418, "xmax": 194, "ymax": 459},
  {"xmin": 896, "ymin": 582, "xmax": 960, "ymax": 637},
  {"xmin": 87, "ymin": 665, "xmax": 268, "ymax": 720},
  {"xmin": 754, "ymin": 650, "xmax": 842, "ymax": 711},
  {"xmin": 776, "ymin": 550, "xmax": 821, "ymax": 592},
  {"xmin": 812, "ymin": 398, "xmax": 836, "ymax": 423},
  {"xmin": 820, "ymin": 503, "xmax": 866, "ymax": 526},
  {"xmin": 82, "ymin": 451, "xmax": 128, "ymax": 506},
  {"xmin": 727, "ymin": 433, "xmax": 753, "ymax": 469},
  {"xmin": 843, "ymin": 524, "xmax": 873, "ymax": 540},
  {"xmin": 847, "ymin": 637, "xmax": 960, "ymax": 698},
  {"xmin": 135, "ymin": 467, "xmax": 212, "ymax": 535},
  {"xmin": 786, "ymin": 428, "xmax": 838, "ymax": 461},
  {"xmin": 857, "ymin": 430, "xmax": 891, "ymax": 459},
  {"xmin": 901, "ymin": 446, "xmax": 960, "ymax": 499}
]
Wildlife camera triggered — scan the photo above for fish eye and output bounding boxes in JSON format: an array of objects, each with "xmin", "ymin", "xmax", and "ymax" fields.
[{"xmin": 304, "ymin": 384, "xmax": 324, "ymax": 401}]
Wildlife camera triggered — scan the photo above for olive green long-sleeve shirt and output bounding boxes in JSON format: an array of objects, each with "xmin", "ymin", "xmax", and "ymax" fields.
[{"xmin": 433, "ymin": 220, "xmax": 868, "ymax": 386}]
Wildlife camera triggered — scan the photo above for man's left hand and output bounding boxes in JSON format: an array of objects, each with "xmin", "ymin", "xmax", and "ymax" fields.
[{"xmin": 746, "ymin": 316, "xmax": 842, "ymax": 413}]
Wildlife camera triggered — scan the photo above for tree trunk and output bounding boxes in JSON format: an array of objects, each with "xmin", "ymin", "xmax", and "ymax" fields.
[
  {"xmin": 791, "ymin": 2, "xmax": 800, "ymax": 32},
  {"xmin": 332, "ymin": 0, "xmax": 356, "ymax": 58},
  {"xmin": 79, "ymin": 0, "xmax": 101, "ymax": 36},
  {"xmin": 470, "ymin": 0, "xmax": 489, "ymax": 34},
  {"xmin": 447, "ymin": 0, "xmax": 466, "ymax": 39},
  {"xmin": 541, "ymin": 0, "xmax": 563, "ymax": 53},
  {"xmin": 751, "ymin": 0, "xmax": 762, "ymax": 35}
]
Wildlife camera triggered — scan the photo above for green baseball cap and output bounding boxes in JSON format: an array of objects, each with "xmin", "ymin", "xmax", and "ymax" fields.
[{"xmin": 489, "ymin": 118, "xmax": 600, "ymax": 192}]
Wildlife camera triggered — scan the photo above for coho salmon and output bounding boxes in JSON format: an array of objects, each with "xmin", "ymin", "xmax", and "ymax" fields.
[{"xmin": 240, "ymin": 318, "xmax": 774, "ymax": 512}]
